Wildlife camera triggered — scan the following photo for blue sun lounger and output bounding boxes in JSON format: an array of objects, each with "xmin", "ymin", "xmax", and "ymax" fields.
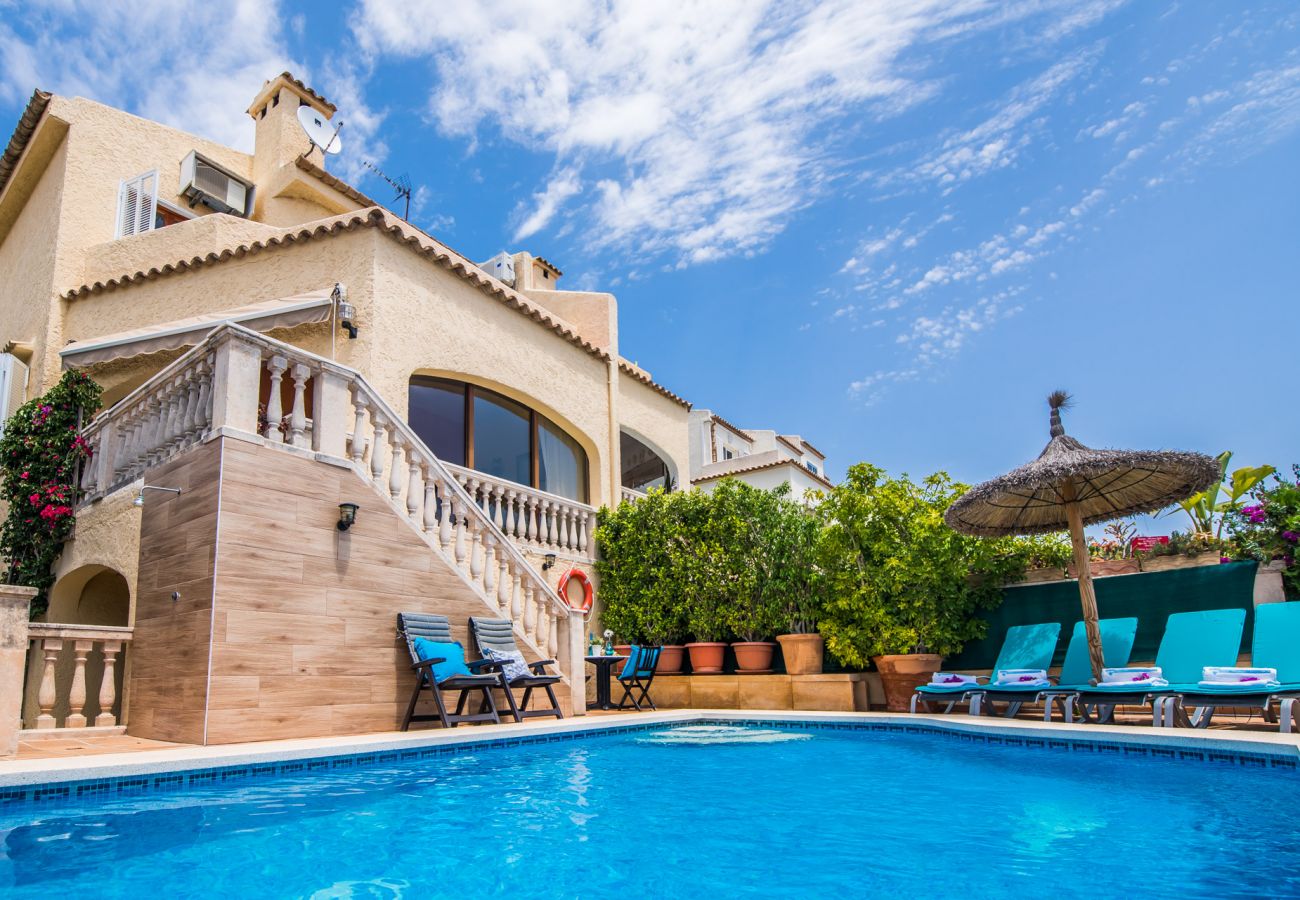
[
  {"xmin": 1071, "ymin": 608, "xmax": 1246, "ymax": 726},
  {"xmin": 909, "ymin": 622, "xmax": 1060, "ymax": 714},
  {"xmin": 1157, "ymin": 602, "xmax": 1300, "ymax": 730},
  {"xmin": 974, "ymin": 618, "xmax": 1138, "ymax": 722}
]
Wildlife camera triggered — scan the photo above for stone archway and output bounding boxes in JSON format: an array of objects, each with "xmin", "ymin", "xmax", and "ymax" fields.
[{"xmin": 45, "ymin": 565, "xmax": 130, "ymax": 626}]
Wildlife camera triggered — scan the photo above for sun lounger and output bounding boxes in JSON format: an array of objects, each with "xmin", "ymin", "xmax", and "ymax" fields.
[
  {"xmin": 469, "ymin": 616, "xmax": 565, "ymax": 722},
  {"xmin": 398, "ymin": 612, "xmax": 504, "ymax": 729},
  {"xmin": 975, "ymin": 618, "xmax": 1138, "ymax": 722},
  {"xmin": 1158, "ymin": 602, "xmax": 1300, "ymax": 730},
  {"xmin": 1071, "ymin": 608, "xmax": 1246, "ymax": 725},
  {"xmin": 910, "ymin": 622, "xmax": 1061, "ymax": 714}
]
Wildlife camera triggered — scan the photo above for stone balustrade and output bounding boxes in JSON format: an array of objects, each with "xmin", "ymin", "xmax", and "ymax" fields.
[
  {"xmin": 620, "ymin": 486, "xmax": 647, "ymax": 504},
  {"xmin": 24, "ymin": 623, "xmax": 132, "ymax": 731},
  {"xmin": 80, "ymin": 349, "xmax": 214, "ymax": 503},
  {"xmin": 76, "ymin": 323, "xmax": 583, "ymax": 687},
  {"xmin": 444, "ymin": 463, "xmax": 595, "ymax": 561}
]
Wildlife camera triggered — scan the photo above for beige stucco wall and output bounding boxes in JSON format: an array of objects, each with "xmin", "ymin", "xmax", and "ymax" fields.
[
  {"xmin": 523, "ymin": 287, "xmax": 618, "ymax": 352},
  {"xmin": 49, "ymin": 483, "xmax": 143, "ymax": 624},
  {"xmin": 617, "ymin": 370, "xmax": 691, "ymax": 494}
]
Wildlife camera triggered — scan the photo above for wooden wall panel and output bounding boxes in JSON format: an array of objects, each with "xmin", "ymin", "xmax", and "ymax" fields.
[
  {"xmin": 127, "ymin": 440, "xmax": 221, "ymax": 744},
  {"xmin": 205, "ymin": 436, "xmax": 568, "ymax": 745}
]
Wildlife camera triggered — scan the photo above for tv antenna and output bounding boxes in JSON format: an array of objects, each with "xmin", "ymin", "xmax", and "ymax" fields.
[
  {"xmin": 362, "ymin": 160, "xmax": 413, "ymax": 220},
  {"xmin": 297, "ymin": 106, "xmax": 344, "ymax": 156}
]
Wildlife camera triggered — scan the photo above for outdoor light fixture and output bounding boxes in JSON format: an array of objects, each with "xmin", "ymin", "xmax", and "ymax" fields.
[
  {"xmin": 542, "ymin": 552, "xmax": 557, "ymax": 571},
  {"xmin": 332, "ymin": 282, "xmax": 358, "ymax": 339},
  {"xmin": 337, "ymin": 502, "xmax": 359, "ymax": 531},
  {"xmin": 133, "ymin": 485, "xmax": 182, "ymax": 507}
]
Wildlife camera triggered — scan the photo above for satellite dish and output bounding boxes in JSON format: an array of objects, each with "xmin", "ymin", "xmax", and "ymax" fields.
[{"xmin": 297, "ymin": 106, "xmax": 343, "ymax": 155}]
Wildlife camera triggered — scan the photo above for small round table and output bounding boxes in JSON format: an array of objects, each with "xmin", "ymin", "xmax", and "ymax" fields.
[{"xmin": 585, "ymin": 655, "xmax": 628, "ymax": 710}]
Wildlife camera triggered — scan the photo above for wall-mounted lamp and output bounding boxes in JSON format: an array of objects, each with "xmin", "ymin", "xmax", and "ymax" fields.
[
  {"xmin": 332, "ymin": 282, "xmax": 358, "ymax": 339},
  {"xmin": 542, "ymin": 552, "xmax": 557, "ymax": 572},
  {"xmin": 133, "ymin": 485, "xmax": 182, "ymax": 507},
  {"xmin": 337, "ymin": 502, "xmax": 359, "ymax": 531}
]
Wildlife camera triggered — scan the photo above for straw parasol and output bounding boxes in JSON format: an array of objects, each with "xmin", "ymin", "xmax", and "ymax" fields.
[{"xmin": 945, "ymin": 391, "xmax": 1221, "ymax": 680}]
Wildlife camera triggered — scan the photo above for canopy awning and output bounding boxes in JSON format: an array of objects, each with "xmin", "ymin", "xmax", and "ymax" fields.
[{"xmin": 60, "ymin": 290, "xmax": 334, "ymax": 367}]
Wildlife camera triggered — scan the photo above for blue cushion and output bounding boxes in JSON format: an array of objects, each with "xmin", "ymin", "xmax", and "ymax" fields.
[
  {"xmin": 413, "ymin": 638, "xmax": 471, "ymax": 683},
  {"xmin": 620, "ymin": 645, "xmax": 642, "ymax": 679}
]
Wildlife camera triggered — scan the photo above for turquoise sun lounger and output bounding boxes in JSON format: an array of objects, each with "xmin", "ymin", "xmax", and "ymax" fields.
[
  {"xmin": 909, "ymin": 622, "xmax": 1060, "ymax": 714},
  {"xmin": 1158, "ymin": 602, "xmax": 1300, "ymax": 730},
  {"xmin": 1071, "ymin": 608, "xmax": 1246, "ymax": 726},
  {"xmin": 973, "ymin": 618, "xmax": 1137, "ymax": 722}
]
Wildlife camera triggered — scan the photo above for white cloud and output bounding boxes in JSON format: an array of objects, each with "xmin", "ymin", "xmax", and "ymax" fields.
[
  {"xmin": 0, "ymin": 0, "xmax": 299, "ymax": 151},
  {"xmin": 352, "ymin": 0, "xmax": 1124, "ymax": 266},
  {"xmin": 513, "ymin": 168, "xmax": 582, "ymax": 241}
]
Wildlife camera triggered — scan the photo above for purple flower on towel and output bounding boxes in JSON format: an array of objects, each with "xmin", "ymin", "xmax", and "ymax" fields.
[
  {"xmin": 1016, "ymin": 675, "xmax": 1036, "ymax": 682},
  {"xmin": 1134, "ymin": 672, "xmax": 1152, "ymax": 681},
  {"xmin": 1241, "ymin": 676, "xmax": 1260, "ymax": 682},
  {"xmin": 941, "ymin": 675, "xmax": 963, "ymax": 683}
]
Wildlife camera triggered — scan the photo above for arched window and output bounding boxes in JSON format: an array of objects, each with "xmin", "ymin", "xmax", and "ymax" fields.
[
  {"xmin": 621, "ymin": 430, "xmax": 672, "ymax": 492},
  {"xmin": 409, "ymin": 376, "xmax": 589, "ymax": 503}
]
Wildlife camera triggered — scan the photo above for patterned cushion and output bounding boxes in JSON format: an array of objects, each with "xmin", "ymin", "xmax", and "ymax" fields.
[{"xmin": 483, "ymin": 646, "xmax": 530, "ymax": 682}]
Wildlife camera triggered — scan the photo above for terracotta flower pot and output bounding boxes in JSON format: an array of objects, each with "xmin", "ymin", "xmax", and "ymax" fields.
[
  {"xmin": 732, "ymin": 641, "xmax": 777, "ymax": 673},
  {"xmin": 873, "ymin": 653, "xmax": 943, "ymax": 712},
  {"xmin": 685, "ymin": 641, "xmax": 727, "ymax": 674},
  {"xmin": 615, "ymin": 643, "xmax": 633, "ymax": 659},
  {"xmin": 656, "ymin": 645, "xmax": 686, "ymax": 674},
  {"xmin": 776, "ymin": 633, "xmax": 824, "ymax": 675}
]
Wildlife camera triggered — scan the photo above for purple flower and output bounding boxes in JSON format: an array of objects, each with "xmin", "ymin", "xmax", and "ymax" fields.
[
  {"xmin": 1220, "ymin": 556, "xmax": 1232, "ymax": 563},
  {"xmin": 1283, "ymin": 531, "xmax": 1299, "ymax": 543}
]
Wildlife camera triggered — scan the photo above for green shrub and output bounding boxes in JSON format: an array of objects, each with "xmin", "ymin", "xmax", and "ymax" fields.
[
  {"xmin": 1, "ymin": 370, "xmax": 102, "ymax": 618},
  {"xmin": 816, "ymin": 463, "xmax": 1041, "ymax": 667}
]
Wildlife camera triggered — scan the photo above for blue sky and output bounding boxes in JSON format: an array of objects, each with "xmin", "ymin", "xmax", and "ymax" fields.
[{"xmin": 2, "ymin": 1, "xmax": 1297, "ymax": 530}]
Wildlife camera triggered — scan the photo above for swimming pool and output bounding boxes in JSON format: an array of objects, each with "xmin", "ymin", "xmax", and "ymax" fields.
[{"xmin": 2, "ymin": 721, "xmax": 1298, "ymax": 898}]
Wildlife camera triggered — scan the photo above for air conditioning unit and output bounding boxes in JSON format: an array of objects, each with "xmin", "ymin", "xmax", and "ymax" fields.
[
  {"xmin": 482, "ymin": 251, "xmax": 515, "ymax": 286},
  {"xmin": 180, "ymin": 151, "xmax": 252, "ymax": 217}
]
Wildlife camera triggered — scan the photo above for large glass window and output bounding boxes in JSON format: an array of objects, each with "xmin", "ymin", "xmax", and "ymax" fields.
[
  {"xmin": 473, "ymin": 390, "xmax": 531, "ymax": 486},
  {"xmin": 408, "ymin": 376, "xmax": 588, "ymax": 502},
  {"xmin": 408, "ymin": 377, "xmax": 465, "ymax": 465}
]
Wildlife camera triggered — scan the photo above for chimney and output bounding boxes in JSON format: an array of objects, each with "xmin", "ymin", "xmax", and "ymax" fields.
[
  {"xmin": 246, "ymin": 72, "xmax": 337, "ymax": 188},
  {"xmin": 509, "ymin": 251, "xmax": 563, "ymax": 291}
]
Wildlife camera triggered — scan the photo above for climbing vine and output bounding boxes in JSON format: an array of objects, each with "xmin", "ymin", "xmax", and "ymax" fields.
[{"xmin": 0, "ymin": 370, "xmax": 101, "ymax": 618}]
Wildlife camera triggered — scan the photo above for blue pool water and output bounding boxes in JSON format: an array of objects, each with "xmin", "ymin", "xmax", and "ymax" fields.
[{"xmin": 2, "ymin": 724, "xmax": 1299, "ymax": 898}]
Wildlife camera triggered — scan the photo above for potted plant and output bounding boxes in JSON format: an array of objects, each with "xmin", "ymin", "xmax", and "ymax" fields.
[
  {"xmin": 816, "ymin": 464, "xmax": 1041, "ymax": 711},
  {"xmin": 772, "ymin": 493, "xmax": 826, "ymax": 675},
  {"xmin": 685, "ymin": 591, "xmax": 731, "ymax": 674}
]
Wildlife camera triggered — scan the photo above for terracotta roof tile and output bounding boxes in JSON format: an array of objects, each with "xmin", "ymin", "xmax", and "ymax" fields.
[
  {"xmin": 800, "ymin": 438, "xmax": 826, "ymax": 458},
  {"xmin": 534, "ymin": 255, "xmax": 563, "ymax": 277},
  {"xmin": 293, "ymin": 157, "xmax": 378, "ymax": 209},
  {"xmin": 61, "ymin": 207, "xmax": 614, "ymax": 364},
  {"xmin": 0, "ymin": 89, "xmax": 51, "ymax": 200},
  {"xmin": 692, "ymin": 457, "xmax": 833, "ymax": 489},
  {"xmin": 710, "ymin": 413, "xmax": 752, "ymax": 440},
  {"xmin": 776, "ymin": 434, "xmax": 803, "ymax": 455},
  {"xmin": 262, "ymin": 72, "xmax": 336, "ymax": 114},
  {"xmin": 618, "ymin": 360, "xmax": 691, "ymax": 409}
]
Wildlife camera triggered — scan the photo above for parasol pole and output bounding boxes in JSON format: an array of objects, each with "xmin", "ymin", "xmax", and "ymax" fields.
[{"xmin": 1062, "ymin": 478, "xmax": 1105, "ymax": 681}]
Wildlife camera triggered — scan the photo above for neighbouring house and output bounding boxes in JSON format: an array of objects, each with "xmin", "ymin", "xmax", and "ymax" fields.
[
  {"xmin": 0, "ymin": 73, "xmax": 695, "ymax": 746},
  {"xmin": 688, "ymin": 409, "xmax": 831, "ymax": 499}
]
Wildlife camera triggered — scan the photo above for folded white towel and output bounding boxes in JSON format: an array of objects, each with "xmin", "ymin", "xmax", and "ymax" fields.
[
  {"xmin": 994, "ymin": 668, "xmax": 1049, "ymax": 687},
  {"xmin": 1201, "ymin": 666, "xmax": 1279, "ymax": 685},
  {"xmin": 930, "ymin": 672, "xmax": 979, "ymax": 686},
  {"xmin": 1100, "ymin": 667, "xmax": 1168, "ymax": 687},
  {"xmin": 1195, "ymin": 680, "xmax": 1279, "ymax": 690}
]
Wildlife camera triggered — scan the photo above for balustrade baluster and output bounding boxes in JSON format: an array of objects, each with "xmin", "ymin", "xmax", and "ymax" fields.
[
  {"xmin": 437, "ymin": 477, "xmax": 454, "ymax": 550},
  {"xmin": 389, "ymin": 440, "xmax": 406, "ymax": 502},
  {"xmin": 287, "ymin": 363, "xmax": 311, "ymax": 447},
  {"xmin": 178, "ymin": 369, "xmax": 201, "ymax": 448},
  {"xmin": 498, "ymin": 555, "xmax": 511, "ymax": 610},
  {"xmin": 503, "ymin": 490, "xmax": 517, "ymax": 538},
  {"xmin": 524, "ymin": 583, "xmax": 538, "ymax": 642},
  {"xmin": 549, "ymin": 612, "xmax": 560, "ymax": 658},
  {"xmin": 542, "ymin": 501, "xmax": 555, "ymax": 550},
  {"xmin": 35, "ymin": 639, "xmax": 61, "ymax": 729},
  {"xmin": 405, "ymin": 452, "xmax": 422, "ymax": 516},
  {"xmin": 422, "ymin": 467, "xmax": 438, "ymax": 533},
  {"xmin": 483, "ymin": 535, "xmax": 497, "ymax": 600},
  {"xmin": 65, "ymin": 639, "xmax": 93, "ymax": 728},
  {"xmin": 560, "ymin": 508, "xmax": 574, "ymax": 551},
  {"xmin": 578, "ymin": 512, "xmax": 591, "ymax": 555},
  {"xmin": 350, "ymin": 393, "xmax": 368, "ymax": 463},
  {"xmin": 370, "ymin": 414, "xmax": 388, "ymax": 486},
  {"xmin": 469, "ymin": 520, "xmax": 484, "ymax": 582},
  {"xmin": 489, "ymin": 486, "xmax": 503, "ymax": 531},
  {"xmin": 453, "ymin": 494, "xmax": 468, "ymax": 566},
  {"xmin": 264, "ymin": 355, "xmax": 288, "ymax": 442},
  {"xmin": 195, "ymin": 353, "xmax": 215, "ymax": 438},
  {"xmin": 95, "ymin": 640, "xmax": 122, "ymax": 726},
  {"xmin": 522, "ymin": 497, "xmax": 535, "ymax": 544},
  {"xmin": 510, "ymin": 569, "xmax": 523, "ymax": 619}
]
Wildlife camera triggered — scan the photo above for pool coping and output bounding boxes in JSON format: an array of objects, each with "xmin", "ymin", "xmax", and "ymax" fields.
[{"xmin": 2, "ymin": 710, "xmax": 1298, "ymax": 802}]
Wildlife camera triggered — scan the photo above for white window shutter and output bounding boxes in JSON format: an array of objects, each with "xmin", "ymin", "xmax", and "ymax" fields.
[
  {"xmin": 0, "ymin": 353, "xmax": 29, "ymax": 439},
  {"xmin": 116, "ymin": 170, "xmax": 159, "ymax": 238}
]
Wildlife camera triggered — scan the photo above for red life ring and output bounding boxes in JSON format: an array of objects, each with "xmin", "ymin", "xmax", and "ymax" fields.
[{"xmin": 557, "ymin": 567, "xmax": 594, "ymax": 615}]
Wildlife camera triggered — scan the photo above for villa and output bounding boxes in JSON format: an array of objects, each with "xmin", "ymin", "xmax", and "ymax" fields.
[
  {"xmin": 688, "ymin": 408, "xmax": 831, "ymax": 499},
  {"xmin": 0, "ymin": 73, "xmax": 848, "ymax": 750}
]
